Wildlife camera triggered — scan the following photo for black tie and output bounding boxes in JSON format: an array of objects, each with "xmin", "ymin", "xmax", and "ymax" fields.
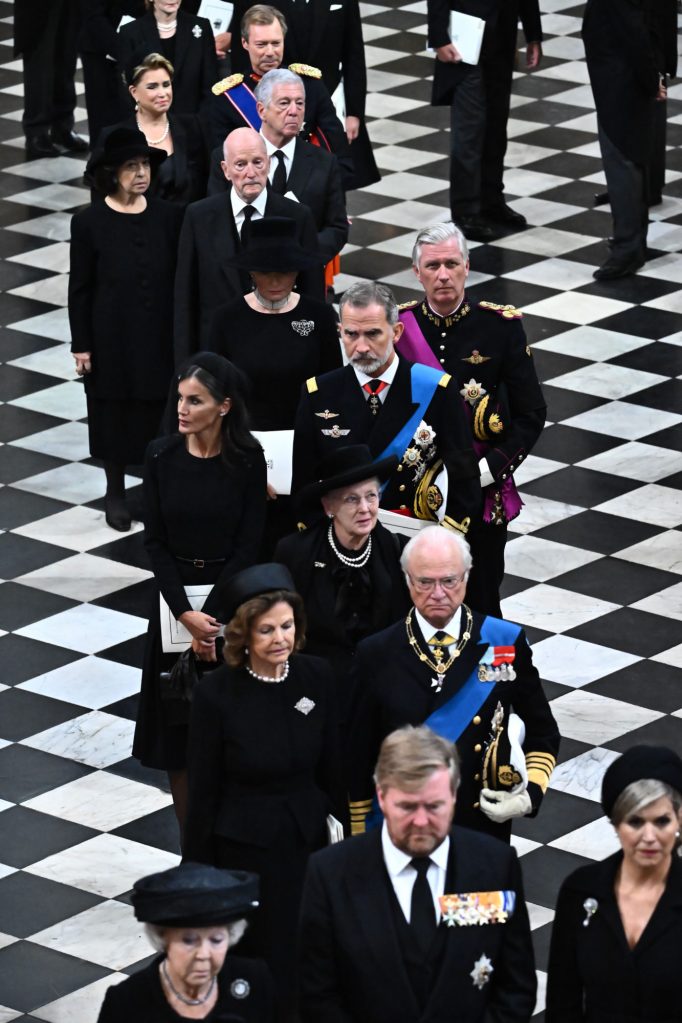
[
  {"xmin": 271, "ymin": 150, "xmax": 287, "ymax": 194},
  {"xmin": 410, "ymin": 857, "xmax": 436, "ymax": 951},
  {"xmin": 240, "ymin": 205, "xmax": 255, "ymax": 245}
]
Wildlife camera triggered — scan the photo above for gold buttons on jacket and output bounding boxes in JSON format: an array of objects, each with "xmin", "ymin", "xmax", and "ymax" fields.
[
  {"xmin": 474, "ymin": 773, "xmax": 480, "ymax": 782},
  {"xmin": 474, "ymin": 744, "xmax": 482, "ymax": 753},
  {"xmin": 399, "ymin": 484, "xmax": 405, "ymax": 492},
  {"xmin": 473, "ymin": 715, "xmax": 481, "ymax": 725},
  {"xmin": 400, "ymin": 504, "xmax": 407, "ymax": 510},
  {"xmin": 473, "ymin": 801, "xmax": 480, "ymax": 809},
  {"xmin": 397, "ymin": 465, "xmax": 403, "ymax": 472}
]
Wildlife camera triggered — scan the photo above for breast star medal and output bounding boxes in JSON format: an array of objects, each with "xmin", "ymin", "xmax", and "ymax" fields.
[
  {"xmin": 470, "ymin": 954, "xmax": 494, "ymax": 990},
  {"xmin": 460, "ymin": 379, "xmax": 487, "ymax": 406}
]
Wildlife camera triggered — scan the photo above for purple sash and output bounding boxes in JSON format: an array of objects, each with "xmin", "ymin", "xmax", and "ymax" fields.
[{"xmin": 398, "ymin": 309, "xmax": 523, "ymax": 524}]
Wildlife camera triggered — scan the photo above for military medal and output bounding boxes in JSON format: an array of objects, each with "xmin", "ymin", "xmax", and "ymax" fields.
[
  {"xmin": 322, "ymin": 425, "xmax": 350, "ymax": 438},
  {"xmin": 460, "ymin": 379, "xmax": 487, "ymax": 406},
  {"xmin": 315, "ymin": 410, "xmax": 339, "ymax": 420},
  {"xmin": 470, "ymin": 955, "xmax": 494, "ymax": 990},
  {"xmin": 462, "ymin": 350, "xmax": 490, "ymax": 365},
  {"xmin": 405, "ymin": 606, "xmax": 473, "ymax": 692}
]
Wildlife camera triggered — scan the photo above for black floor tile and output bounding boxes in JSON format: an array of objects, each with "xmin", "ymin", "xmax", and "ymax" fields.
[
  {"xmin": 514, "ymin": 788, "xmax": 603, "ymax": 844},
  {"xmin": 588, "ymin": 661, "xmax": 682, "ymax": 714},
  {"xmin": 551, "ymin": 558, "xmax": 676, "ymax": 606},
  {"xmin": 0, "ymin": 687, "xmax": 86, "ymax": 742},
  {"xmin": 520, "ymin": 845, "xmax": 592, "ymax": 907},
  {"xmin": 626, "ymin": 379, "xmax": 682, "ymax": 413},
  {"xmin": 520, "ymin": 466, "xmax": 641, "ymax": 507},
  {"xmin": 540, "ymin": 384, "xmax": 606, "ymax": 421},
  {"xmin": 0, "ymin": 532, "xmax": 72, "ymax": 578},
  {"xmin": 0, "ymin": 743, "xmax": 93, "ymax": 802},
  {"xmin": 346, "ymin": 190, "xmax": 395, "ymax": 217},
  {"xmin": 467, "ymin": 278, "xmax": 557, "ymax": 309},
  {"xmin": 0, "ymin": 487, "xmax": 71, "ymax": 529},
  {"xmin": 525, "ymin": 152, "xmax": 600, "ymax": 179},
  {"xmin": 596, "ymin": 306, "xmax": 682, "ymax": 340},
  {"xmin": 608, "ymin": 715, "xmax": 682, "ymax": 753},
  {"xmin": 0, "ymin": 942, "xmax": 109, "ymax": 1014},
  {"xmin": 0, "ymin": 328, "xmax": 60, "ymax": 363},
  {"xmin": 347, "ymin": 219, "xmax": 409, "ymax": 248},
  {"xmin": 608, "ymin": 341, "xmax": 682, "ymax": 376},
  {"xmin": 89, "ymin": 532, "xmax": 149, "ymax": 570},
  {"xmin": 568, "ymin": 607, "xmax": 682, "ymax": 658},
  {"xmin": 0, "ymin": 806, "xmax": 98, "ymax": 869},
  {"xmin": 344, "ymin": 247, "xmax": 407, "ymax": 279},
  {"xmin": 533, "ymin": 510, "xmax": 661, "ymax": 555},
  {"xmin": 517, "ymin": 125, "xmax": 594, "ymax": 150},
  {"xmin": 0, "ymin": 871, "xmax": 102, "ymax": 939},
  {"xmin": 0, "ymin": 404, "xmax": 65, "ymax": 443},
  {"xmin": 532, "ymin": 424, "xmax": 620, "ymax": 463},
  {"xmin": 0, "ymin": 633, "xmax": 82, "ymax": 685},
  {"xmin": 98, "ymin": 633, "xmax": 146, "ymax": 669},
  {"xmin": 520, "ymin": 313, "xmax": 577, "ymax": 345},
  {"xmin": 113, "ymin": 805, "xmax": 181, "ymax": 855},
  {"xmin": 0, "ymin": 364, "xmax": 66, "ymax": 402},
  {"xmin": 578, "ymin": 273, "xmax": 681, "ymax": 304},
  {"xmin": 0, "ymin": 260, "xmax": 53, "ymax": 290},
  {"xmin": 470, "ymin": 247, "xmax": 542, "ymax": 275},
  {"xmin": 0, "ymin": 445, "xmax": 67, "ymax": 485},
  {"xmin": 642, "ymin": 423, "xmax": 682, "ymax": 451}
]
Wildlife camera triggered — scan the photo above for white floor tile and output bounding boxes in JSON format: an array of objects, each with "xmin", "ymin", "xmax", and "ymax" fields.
[
  {"xmin": 595, "ymin": 483, "xmax": 682, "ymax": 529},
  {"xmin": 373, "ymin": 145, "xmax": 439, "ymax": 172},
  {"xmin": 366, "ymin": 119, "xmax": 434, "ymax": 145},
  {"xmin": 547, "ymin": 84, "xmax": 595, "ymax": 108},
  {"xmin": 22, "ymin": 711, "xmax": 136, "ymax": 769},
  {"xmin": 577, "ymin": 441, "xmax": 682, "ymax": 483},
  {"xmin": 509, "ymin": 834, "xmax": 542, "ymax": 858},
  {"xmin": 16, "ymin": 552, "xmax": 151, "ymax": 602},
  {"xmin": 652, "ymin": 643, "xmax": 682, "ymax": 668},
  {"xmin": 502, "ymin": 168, "xmax": 571, "ymax": 196},
  {"xmin": 545, "ymin": 362, "xmax": 665, "ymax": 399},
  {"xmin": 549, "ymin": 816, "xmax": 620, "ymax": 860},
  {"xmin": 503, "ymin": 256, "xmax": 596, "ymax": 291},
  {"xmin": 7, "ymin": 307, "xmax": 71, "ymax": 343},
  {"xmin": 364, "ymin": 92, "xmax": 426, "ymax": 117},
  {"xmin": 363, "ymin": 199, "xmax": 451, "ymax": 228},
  {"xmin": 550, "ymin": 747, "xmax": 621, "ymax": 801},
  {"xmin": 362, "ymin": 170, "xmax": 445, "ymax": 199},
  {"xmin": 366, "ymin": 68, "xmax": 419, "ymax": 92},
  {"xmin": 536, "ymin": 60, "xmax": 590, "ymax": 85},
  {"xmin": 613, "ymin": 531, "xmax": 682, "ymax": 575},
  {"xmin": 531, "ymin": 634, "xmax": 641, "ymax": 687},
  {"xmin": 630, "ymin": 581, "xmax": 682, "ymax": 622},
  {"xmin": 8, "ymin": 273, "xmax": 68, "ymax": 307},
  {"xmin": 512, "ymin": 454, "xmax": 567, "ymax": 486},
  {"xmin": 549, "ymin": 691, "xmax": 663, "ymax": 744},
  {"xmin": 24, "ymin": 772, "xmax": 172, "ymax": 831},
  {"xmin": 28, "ymin": 900, "xmax": 150, "ymax": 971},
  {"xmin": 8, "ymin": 346, "xmax": 77, "ymax": 382},
  {"xmin": 508, "ymin": 197, "xmax": 584, "ymax": 226},
  {"xmin": 639, "ymin": 253, "xmax": 682, "ymax": 284},
  {"xmin": 32, "ymin": 974, "xmax": 128, "ymax": 1023},
  {"xmin": 492, "ymin": 227, "xmax": 595, "ymax": 257},
  {"xmin": 563, "ymin": 401, "xmax": 681, "ymax": 440},
  {"xmin": 15, "ymin": 603, "xmax": 146, "ymax": 655},
  {"xmin": 3, "ymin": 156, "xmax": 85, "ymax": 183},
  {"xmin": 10, "ymin": 380, "xmax": 86, "ymax": 420},
  {"xmin": 501, "ymin": 584, "xmax": 619, "ymax": 634},
  {"xmin": 503, "ymin": 142, "xmax": 557, "ymax": 168},
  {"xmin": 6, "ymin": 183, "xmax": 89, "ymax": 211},
  {"xmin": 523, "ymin": 292, "xmax": 632, "ymax": 326},
  {"xmin": 646, "ymin": 220, "xmax": 682, "ymax": 252},
  {"xmin": 6, "ymin": 211, "xmax": 73, "ymax": 242},
  {"xmin": 7, "ymin": 240, "xmax": 70, "ymax": 273},
  {"xmin": 19, "ymin": 655, "xmax": 141, "ymax": 710},
  {"xmin": 14, "ymin": 505, "xmax": 143, "ymax": 553},
  {"xmin": 504, "ymin": 535, "xmax": 601, "ymax": 581},
  {"xmin": 527, "ymin": 902, "xmax": 556, "ymax": 930}
]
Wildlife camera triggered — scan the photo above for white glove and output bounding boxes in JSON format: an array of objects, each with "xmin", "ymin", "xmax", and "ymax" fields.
[{"xmin": 479, "ymin": 788, "xmax": 532, "ymax": 824}]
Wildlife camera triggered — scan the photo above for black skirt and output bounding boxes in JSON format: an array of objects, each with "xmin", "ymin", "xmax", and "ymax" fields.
[{"xmin": 86, "ymin": 394, "xmax": 165, "ymax": 465}]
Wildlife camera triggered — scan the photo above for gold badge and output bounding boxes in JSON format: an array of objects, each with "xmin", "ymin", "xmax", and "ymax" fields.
[
  {"xmin": 402, "ymin": 446, "xmax": 422, "ymax": 467},
  {"xmin": 315, "ymin": 410, "xmax": 338, "ymax": 420},
  {"xmin": 322, "ymin": 425, "xmax": 350, "ymax": 438},
  {"xmin": 463, "ymin": 349, "xmax": 490, "ymax": 365}
]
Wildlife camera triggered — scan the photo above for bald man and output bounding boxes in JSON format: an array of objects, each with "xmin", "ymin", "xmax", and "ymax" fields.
[{"xmin": 174, "ymin": 127, "xmax": 322, "ymax": 362}]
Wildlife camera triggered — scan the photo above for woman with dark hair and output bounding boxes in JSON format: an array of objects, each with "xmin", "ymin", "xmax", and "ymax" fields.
[
  {"xmin": 133, "ymin": 353, "xmax": 267, "ymax": 827},
  {"xmin": 184, "ymin": 563, "xmax": 345, "ymax": 1023},
  {"xmin": 69, "ymin": 126, "xmax": 183, "ymax": 531},
  {"xmin": 546, "ymin": 745, "xmax": 682, "ymax": 1022},
  {"xmin": 97, "ymin": 52, "xmax": 207, "ymax": 205},
  {"xmin": 119, "ymin": 0, "xmax": 217, "ymax": 117}
]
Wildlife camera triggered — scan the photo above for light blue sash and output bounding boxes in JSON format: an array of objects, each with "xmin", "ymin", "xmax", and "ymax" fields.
[
  {"xmin": 376, "ymin": 362, "xmax": 445, "ymax": 466},
  {"xmin": 223, "ymin": 82, "xmax": 261, "ymax": 130}
]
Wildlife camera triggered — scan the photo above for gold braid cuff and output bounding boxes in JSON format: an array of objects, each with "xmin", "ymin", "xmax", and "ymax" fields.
[{"xmin": 525, "ymin": 752, "xmax": 556, "ymax": 794}]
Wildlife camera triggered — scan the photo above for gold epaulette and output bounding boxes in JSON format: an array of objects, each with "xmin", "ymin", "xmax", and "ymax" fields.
[
  {"xmin": 306, "ymin": 376, "xmax": 318, "ymax": 394},
  {"xmin": 211, "ymin": 73, "xmax": 244, "ymax": 96},
  {"xmin": 289, "ymin": 62, "xmax": 321, "ymax": 79},
  {"xmin": 438, "ymin": 373, "xmax": 451, "ymax": 388},
  {"xmin": 398, "ymin": 299, "xmax": 419, "ymax": 310},
  {"xmin": 478, "ymin": 300, "xmax": 523, "ymax": 320}
]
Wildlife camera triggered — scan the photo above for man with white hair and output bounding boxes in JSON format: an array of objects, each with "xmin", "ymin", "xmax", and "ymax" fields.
[{"xmin": 347, "ymin": 525, "xmax": 559, "ymax": 841}]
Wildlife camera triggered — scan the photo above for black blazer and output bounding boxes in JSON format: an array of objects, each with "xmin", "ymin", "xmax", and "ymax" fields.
[
  {"xmin": 173, "ymin": 188, "xmax": 322, "ymax": 362},
  {"xmin": 546, "ymin": 853, "xmax": 682, "ymax": 1022},
  {"xmin": 207, "ymin": 137, "xmax": 348, "ymax": 262},
  {"xmin": 78, "ymin": 1, "xmax": 145, "ymax": 57},
  {"xmin": 299, "ymin": 825, "xmax": 536, "ymax": 1022},
  {"xmin": 97, "ymin": 952, "xmax": 275, "ymax": 1022},
  {"xmin": 346, "ymin": 609, "xmax": 560, "ymax": 839},
  {"xmin": 291, "ymin": 358, "xmax": 482, "ymax": 533},
  {"xmin": 119, "ymin": 10, "xmax": 218, "ymax": 116}
]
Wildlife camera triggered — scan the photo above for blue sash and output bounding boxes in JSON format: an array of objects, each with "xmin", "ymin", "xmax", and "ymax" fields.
[
  {"xmin": 223, "ymin": 82, "xmax": 261, "ymax": 130},
  {"xmin": 376, "ymin": 363, "xmax": 445, "ymax": 466},
  {"xmin": 365, "ymin": 616, "xmax": 521, "ymax": 830}
]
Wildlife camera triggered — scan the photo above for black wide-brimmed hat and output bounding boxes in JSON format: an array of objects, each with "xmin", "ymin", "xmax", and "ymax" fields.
[
  {"xmin": 601, "ymin": 745, "xmax": 682, "ymax": 818},
  {"xmin": 227, "ymin": 216, "xmax": 319, "ymax": 272},
  {"xmin": 132, "ymin": 862, "xmax": 259, "ymax": 927},
  {"xmin": 299, "ymin": 445, "xmax": 397, "ymax": 507},
  {"xmin": 87, "ymin": 127, "xmax": 167, "ymax": 174},
  {"xmin": 223, "ymin": 563, "xmax": 296, "ymax": 622}
]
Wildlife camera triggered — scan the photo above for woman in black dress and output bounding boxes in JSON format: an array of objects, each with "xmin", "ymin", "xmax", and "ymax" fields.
[
  {"xmin": 69, "ymin": 127, "xmax": 183, "ymax": 531},
  {"xmin": 208, "ymin": 216, "xmax": 341, "ymax": 551},
  {"xmin": 119, "ymin": 0, "xmax": 217, "ymax": 117},
  {"xmin": 546, "ymin": 745, "xmax": 682, "ymax": 1023},
  {"xmin": 275, "ymin": 445, "xmax": 411, "ymax": 732},
  {"xmin": 97, "ymin": 51, "xmax": 207, "ymax": 205},
  {"xmin": 133, "ymin": 353, "xmax": 266, "ymax": 827},
  {"xmin": 98, "ymin": 862, "xmax": 274, "ymax": 1022},
  {"xmin": 184, "ymin": 563, "xmax": 345, "ymax": 1022}
]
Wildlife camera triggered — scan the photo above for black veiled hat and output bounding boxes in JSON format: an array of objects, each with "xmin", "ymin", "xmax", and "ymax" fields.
[
  {"xmin": 227, "ymin": 217, "xmax": 320, "ymax": 272},
  {"xmin": 601, "ymin": 745, "xmax": 682, "ymax": 818},
  {"xmin": 86, "ymin": 127, "xmax": 166, "ymax": 174},
  {"xmin": 176, "ymin": 352, "xmax": 250, "ymax": 396},
  {"xmin": 223, "ymin": 563, "xmax": 297, "ymax": 622},
  {"xmin": 298, "ymin": 444, "xmax": 397, "ymax": 506},
  {"xmin": 132, "ymin": 862, "xmax": 259, "ymax": 927}
]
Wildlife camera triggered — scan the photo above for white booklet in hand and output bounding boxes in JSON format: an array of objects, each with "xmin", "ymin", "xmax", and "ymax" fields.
[
  {"xmin": 326, "ymin": 814, "xmax": 345, "ymax": 844},
  {"xmin": 198, "ymin": 0, "xmax": 234, "ymax": 34},
  {"xmin": 448, "ymin": 10, "xmax": 485, "ymax": 66}
]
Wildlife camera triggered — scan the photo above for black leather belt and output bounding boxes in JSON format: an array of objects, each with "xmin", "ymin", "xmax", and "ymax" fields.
[{"xmin": 176, "ymin": 556, "xmax": 227, "ymax": 568}]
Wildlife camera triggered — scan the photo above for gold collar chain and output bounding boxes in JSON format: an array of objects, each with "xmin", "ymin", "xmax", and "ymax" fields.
[
  {"xmin": 421, "ymin": 300, "xmax": 471, "ymax": 329},
  {"xmin": 405, "ymin": 604, "xmax": 473, "ymax": 675}
]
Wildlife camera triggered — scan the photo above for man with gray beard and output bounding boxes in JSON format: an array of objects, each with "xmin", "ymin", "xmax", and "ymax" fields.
[{"xmin": 291, "ymin": 281, "xmax": 481, "ymax": 534}]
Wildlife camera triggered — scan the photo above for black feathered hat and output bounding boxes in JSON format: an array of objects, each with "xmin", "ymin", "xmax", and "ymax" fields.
[{"xmin": 132, "ymin": 862, "xmax": 259, "ymax": 927}]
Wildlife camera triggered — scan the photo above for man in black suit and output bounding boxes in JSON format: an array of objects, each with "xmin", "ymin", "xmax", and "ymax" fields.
[
  {"xmin": 427, "ymin": 0, "xmax": 542, "ymax": 241},
  {"xmin": 291, "ymin": 281, "xmax": 481, "ymax": 536},
  {"xmin": 346, "ymin": 526, "xmax": 559, "ymax": 842},
  {"xmin": 173, "ymin": 127, "xmax": 321, "ymax": 362},
  {"xmin": 299, "ymin": 724, "xmax": 537, "ymax": 1023}
]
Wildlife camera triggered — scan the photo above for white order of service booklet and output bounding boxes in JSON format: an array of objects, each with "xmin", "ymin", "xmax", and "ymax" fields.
[{"xmin": 448, "ymin": 10, "xmax": 485, "ymax": 65}]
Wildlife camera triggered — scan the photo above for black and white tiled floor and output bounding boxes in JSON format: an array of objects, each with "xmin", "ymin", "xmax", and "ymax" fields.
[{"xmin": 0, "ymin": 0, "xmax": 681, "ymax": 1018}]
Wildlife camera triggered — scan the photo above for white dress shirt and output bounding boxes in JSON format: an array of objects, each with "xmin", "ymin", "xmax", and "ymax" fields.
[
  {"xmin": 262, "ymin": 134, "xmax": 297, "ymax": 189},
  {"xmin": 352, "ymin": 353, "xmax": 400, "ymax": 405},
  {"xmin": 381, "ymin": 822, "xmax": 449, "ymax": 923},
  {"xmin": 415, "ymin": 607, "xmax": 462, "ymax": 646},
  {"xmin": 230, "ymin": 187, "xmax": 268, "ymax": 236}
]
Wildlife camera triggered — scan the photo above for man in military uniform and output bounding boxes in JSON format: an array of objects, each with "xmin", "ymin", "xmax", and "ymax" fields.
[
  {"xmin": 398, "ymin": 221, "xmax": 546, "ymax": 618},
  {"xmin": 208, "ymin": 3, "xmax": 352, "ymax": 184},
  {"xmin": 346, "ymin": 526, "xmax": 559, "ymax": 843},
  {"xmin": 291, "ymin": 281, "xmax": 481, "ymax": 536}
]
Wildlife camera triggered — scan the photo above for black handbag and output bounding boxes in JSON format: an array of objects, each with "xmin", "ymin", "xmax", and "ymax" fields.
[{"xmin": 160, "ymin": 648, "xmax": 200, "ymax": 725}]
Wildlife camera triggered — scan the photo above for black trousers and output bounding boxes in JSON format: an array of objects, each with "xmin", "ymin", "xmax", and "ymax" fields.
[
  {"xmin": 597, "ymin": 120, "xmax": 648, "ymax": 262},
  {"xmin": 22, "ymin": 0, "xmax": 80, "ymax": 138},
  {"xmin": 465, "ymin": 519, "xmax": 508, "ymax": 619},
  {"xmin": 81, "ymin": 53, "xmax": 127, "ymax": 148}
]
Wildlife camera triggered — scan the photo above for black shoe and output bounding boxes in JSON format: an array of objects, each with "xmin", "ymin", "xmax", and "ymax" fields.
[
  {"xmin": 593, "ymin": 253, "xmax": 645, "ymax": 280},
  {"xmin": 26, "ymin": 135, "xmax": 61, "ymax": 159},
  {"xmin": 593, "ymin": 191, "xmax": 610, "ymax": 207},
  {"xmin": 455, "ymin": 214, "xmax": 498, "ymax": 242},
  {"xmin": 52, "ymin": 130, "xmax": 89, "ymax": 153},
  {"xmin": 105, "ymin": 493, "xmax": 132, "ymax": 532},
  {"xmin": 482, "ymin": 202, "xmax": 527, "ymax": 228},
  {"xmin": 648, "ymin": 194, "xmax": 663, "ymax": 207}
]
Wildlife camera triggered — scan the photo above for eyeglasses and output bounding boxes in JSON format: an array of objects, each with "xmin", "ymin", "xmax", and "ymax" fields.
[
  {"xmin": 340, "ymin": 490, "xmax": 380, "ymax": 508},
  {"xmin": 408, "ymin": 573, "xmax": 467, "ymax": 593}
]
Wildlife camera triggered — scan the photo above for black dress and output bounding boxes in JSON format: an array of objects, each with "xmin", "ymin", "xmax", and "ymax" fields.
[
  {"xmin": 133, "ymin": 435, "xmax": 266, "ymax": 771},
  {"xmin": 97, "ymin": 952, "xmax": 275, "ymax": 1022},
  {"xmin": 68, "ymin": 199, "xmax": 184, "ymax": 464},
  {"xmin": 546, "ymin": 852, "xmax": 682, "ymax": 1023},
  {"xmin": 183, "ymin": 654, "xmax": 345, "ymax": 1021}
]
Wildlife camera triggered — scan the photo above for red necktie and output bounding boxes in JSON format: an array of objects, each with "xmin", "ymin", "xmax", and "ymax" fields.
[{"xmin": 363, "ymin": 379, "xmax": 387, "ymax": 415}]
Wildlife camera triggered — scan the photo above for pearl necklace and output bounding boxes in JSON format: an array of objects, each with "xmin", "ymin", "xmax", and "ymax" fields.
[
  {"xmin": 137, "ymin": 117, "xmax": 170, "ymax": 146},
  {"xmin": 161, "ymin": 959, "xmax": 215, "ymax": 1006},
  {"xmin": 245, "ymin": 660, "xmax": 290, "ymax": 683},
  {"xmin": 254, "ymin": 288, "xmax": 290, "ymax": 310},
  {"xmin": 327, "ymin": 523, "xmax": 372, "ymax": 568},
  {"xmin": 157, "ymin": 19, "xmax": 177, "ymax": 32}
]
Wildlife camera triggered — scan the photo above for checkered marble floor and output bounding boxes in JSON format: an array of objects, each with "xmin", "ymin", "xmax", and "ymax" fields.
[{"xmin": 0, "ymin": 0, "xmax": 680, "ymax": 1018}]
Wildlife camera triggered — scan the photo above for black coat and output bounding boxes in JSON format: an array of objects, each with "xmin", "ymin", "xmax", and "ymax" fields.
[
  {"xmin": 78, "ymin": 1, "xmax": 145, "ymax": 58},
  {"xmin": 207, "ymin": 137, "xmax": 348, "ymax": 262},
  {"xmin": 173, "ymin": 188, "xmax": 322, "ymax": 362},
  {"xmin": 546, "ymin": 853, "xmax": 682, "ymax": 1023},
  {"xmin": 291, "ymin": 358, "xmax": 482, "ymax": 534},
  {"xmin": 68, "ymin": 198, "xmax": 184, "ymax": 400},
  {"xmin": 299, "ymin": 825, "xmax": 536, "ymax": 1023},
  {"xmin": 97, "ymin": 952, "xmax": 275, "ymax": 1022},
  {"xmin": 119, "ymin": 10, "xmax": 218, "ymax": 116},
  {"xmin": 582, "ymin": 0, "xmax": 660, "ymax": 162},
  {"xmin": 97, "ymin": 114, "xmax": 208, "ymax": 206},
  {"xmin": 428, "ymin": 0, "xmax": 542, "ymax": 106},
  {"xmin": 346, "ymin": 609, "xmax": 560, "ymax": 839}
]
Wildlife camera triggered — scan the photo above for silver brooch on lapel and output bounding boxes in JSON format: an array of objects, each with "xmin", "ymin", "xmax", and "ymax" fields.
[
  {"xmin": 192, "ymin": 24, "xmax": 203, "ymax": 38},
  {"xmin": 292, "ymin": 319, "xmax": 315, "ymax": 336},
  {"xmin": 470, "ymin": 954, "xmax": 494, "ymax": 990},
  {"xmin": 230, "ymin": 978, "xmax": 250, "ymax": 999},
  {"xmin": 295, "ymin": 696, "xmax": 315, "ymax": 715},
  {"xmin": 582, "ymin": 898, "xmax": 598, "ymax": 927}
]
